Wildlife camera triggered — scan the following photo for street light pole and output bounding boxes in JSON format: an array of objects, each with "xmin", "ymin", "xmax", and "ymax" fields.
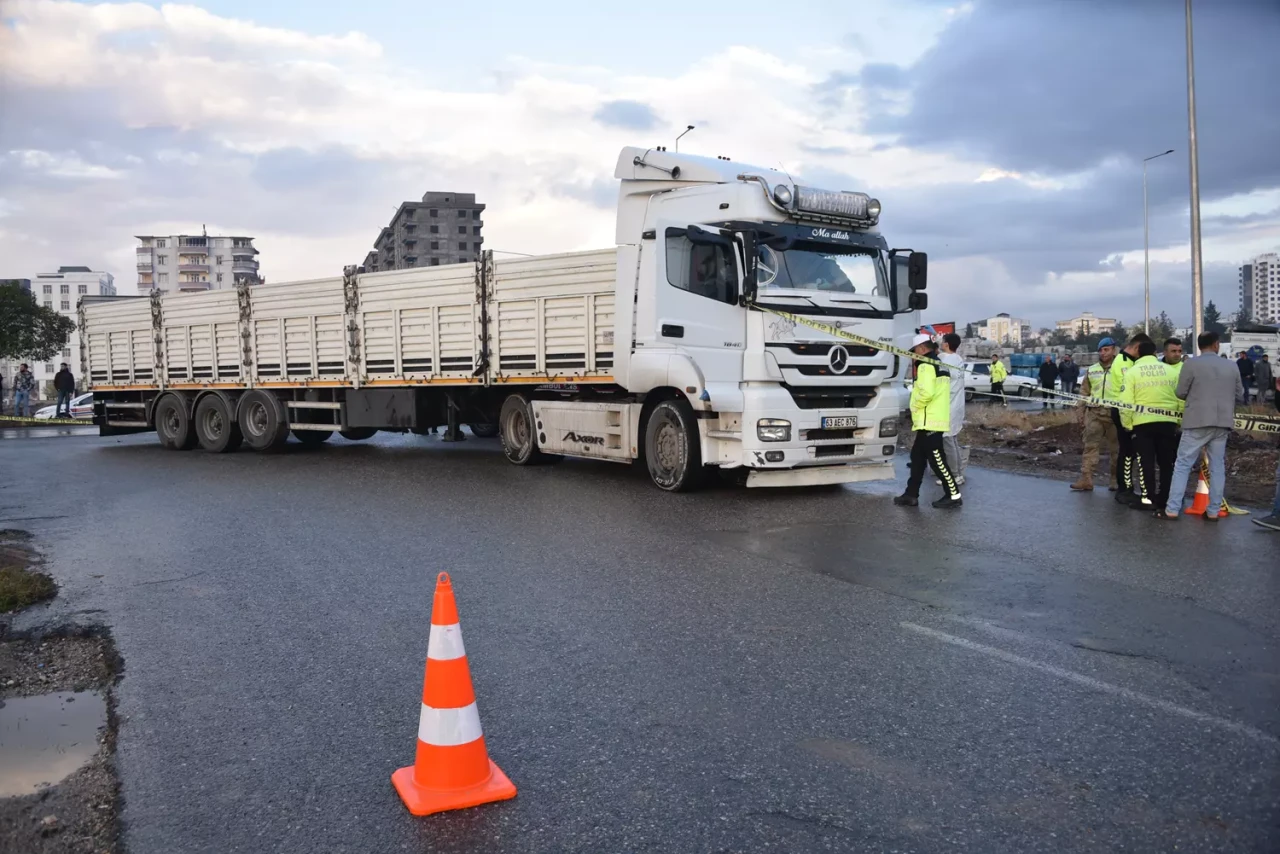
[
  {"xmin": 1185, "ymin": 0, "xmax": 1205, "ymax": 350},
  {"xmin": 1142, "ymin": 149, "xmax": 1174, "ymax": 335}
]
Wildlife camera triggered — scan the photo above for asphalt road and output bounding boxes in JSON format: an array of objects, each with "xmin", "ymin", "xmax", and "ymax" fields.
[{"xmin": 2, "ymin": 428, "xmax": 1277, "ymax": 853}]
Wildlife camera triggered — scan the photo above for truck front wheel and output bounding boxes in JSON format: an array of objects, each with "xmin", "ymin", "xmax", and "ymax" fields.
[
  {"xmin": 154, "ymin": 395, "xmax": 197, "ymax": 451},
  {"xmin": 469, "ymin": 422, "xmax": 499, "ymax": 438},
  {"xmin": 644, "ymin": 399, "xmax": 704, "ymax": 492}
]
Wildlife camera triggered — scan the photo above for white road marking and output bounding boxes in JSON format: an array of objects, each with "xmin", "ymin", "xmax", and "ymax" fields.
[{"xmin": 900, "ymin": 622, "xmax": 1278, "ymax": 746}]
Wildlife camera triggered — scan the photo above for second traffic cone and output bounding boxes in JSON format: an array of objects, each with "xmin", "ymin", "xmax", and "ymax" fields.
[{"xmin": 391, "ymin": 572, "xmax": 516, "ymax": 816}]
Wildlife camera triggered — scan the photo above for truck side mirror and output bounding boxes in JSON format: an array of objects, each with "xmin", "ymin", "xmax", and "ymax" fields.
[
  {"xmin": 908, "ymin": 292, "xmax": 928, "ymax": 311},
  {"xmin": 740, "ymin": 230, "xmax": 758, "ymax": 304},
  {"xmin": 908, "ymin": 252, "xmax": 927, "ymax": 291}
]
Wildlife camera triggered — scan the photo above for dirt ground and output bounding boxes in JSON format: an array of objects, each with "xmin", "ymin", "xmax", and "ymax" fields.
[
  {"xmin": 0, "ymin": 532, "xmax": 121, "ymax": 854},
  {"xmin": 953, "ymin": 404, "xmax": 1280, "ymax": 507}
]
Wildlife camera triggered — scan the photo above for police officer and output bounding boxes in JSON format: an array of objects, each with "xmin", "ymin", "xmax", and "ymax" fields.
[
  {"xmin": 1119, "ymin": 340, "xmax": 1184, "ymax": 514},
  {"xmin": 895, "ymin": 334, "xmax": 962, "ymax": 509},
  {"xmin": 1071, "ymin": 337, "xmax": 1121, "ymax": 491},
  {"xmin": 1110, "ymin": 332, "xmax": 1152, "ymax": 506},
  {"xmin": 989, "ymin": 355, "xmax": 1008, "ymax": 405}
]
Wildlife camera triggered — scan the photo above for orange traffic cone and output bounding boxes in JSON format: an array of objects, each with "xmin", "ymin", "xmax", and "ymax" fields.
[
  {"xmin": 392, "ymin": 572, "xmax": 516, "ymax": 815},
  {"xmin": 1182, "ymin": 467, "xmax": 1228, "ymax": 518}
]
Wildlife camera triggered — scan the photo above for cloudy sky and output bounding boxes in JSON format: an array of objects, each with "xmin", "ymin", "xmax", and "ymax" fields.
[{"xmin": 1, "ymin": 0, "xmax": 1277, "ymax": 328}]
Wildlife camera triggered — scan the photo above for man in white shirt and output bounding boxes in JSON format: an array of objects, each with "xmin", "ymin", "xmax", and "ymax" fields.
[{"xmin": 938, "ymin": 332, "xmax": 967, "ymax": 485}]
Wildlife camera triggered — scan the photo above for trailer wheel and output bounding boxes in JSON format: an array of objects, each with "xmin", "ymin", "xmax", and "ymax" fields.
[
  {"xmin": 644, "ymin": 399, "xmax": 704, "ymax": 492},
  {"xmin": 194, "ymin": 395, "xmax": 242, "ymax": 453},
  {"xmin": 154, "ymin": 395, "xmax": 197, "ymax": 451},
  {"xmin": 499, "ymin": 394, "xmax": 558, "ymax": 465},
  {"xmin": 292, "ymin": 429, "xmax": 332, "ymax": 446},
  {"xmin": 238, "ymin": 390, "xmax": 290, "ymax": 452},
  {"xmin": 469, "ymin": 422, "xmax": 499, "ymax": 439},
  {"xmin": 339, "ymin": 427, "xmax": 377, "ymax": 441}
]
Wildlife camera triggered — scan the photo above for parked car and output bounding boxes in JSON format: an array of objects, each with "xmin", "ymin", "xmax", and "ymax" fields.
[
  {"xmin": 34, "ymin": 392, "xmax": 94, "ymax": 420},
  {"xmin": 960, "ymin": 362, "xmax": 1039, "ymax": 401}
]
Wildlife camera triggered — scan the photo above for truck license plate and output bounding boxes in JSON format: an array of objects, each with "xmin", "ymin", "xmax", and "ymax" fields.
[{"xmin": 821, "ymin": 416, "xmax": 858, "ymax": 429}]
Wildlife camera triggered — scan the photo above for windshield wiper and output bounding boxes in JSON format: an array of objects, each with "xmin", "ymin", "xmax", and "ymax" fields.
[
  {"xmin": 760, "ymin": 294, "xmax": 824, "ymax": 312},
  {"xmin": 829, "ymin": 297, "xmax": 878, "ymax": 309}
]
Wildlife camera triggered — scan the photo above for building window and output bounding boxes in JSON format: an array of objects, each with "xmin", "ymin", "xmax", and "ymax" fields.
[
  {"xmin": 62, "ymin": 348, "xmax": 71, "ymax": 359},
  {"xmin": 473, "ymin": 226, "xmax": 481, "ymax": 235},
  {"xmin": 61, "ymin": 300, "xmax": 70, "ymax": 310},
  {"xmin": 43, "ymin": 284, "xmax": 52, "ymax": 294},
  {"xmin": 430, "ymin": 225, "xmax": 439, "ymax": 234},
  {"xmin": 60, "ymin": 284, "xmax": 69, "ymax": 294},
  {"xmin": 429, "ymin": 209, "xmax": 438, "ymax": 217},
  {"xmin": 78, "ymin": 284, "xmax": 87, "ymax": 294},
  {"xmin": 457, "ymin": 210, "xmax": 466, "ymax": 218},
  {"xmin": 157, "ymin": 239, "xmax": 166, "ymax": 248},
  {"xmin": 472, "ymin": 210, "xmax": 480, "ymax": 220},
  {"xmin": 430, "ymin": 258, "xmax": 440, "ymax": 266},
  {"xmin": 45, "ymin": 363, "xmax": 55, "ymax": 373},
  {"xmin": 458, "ymin": 226, "xmax": 466, "ymax": 234},
  {"xmin": 430, "ymin": 241, "xmax": 439, "ymax": 250},
  {"xmin": 217, "ymin": 273, "xmax": 224, "ymax": 283},
  {"xmin": 44, "ymin": 300, "xmax": 52, "ymax": 309},
  {"xmin": 158, "ymin": 273, "xmax": 169, "ymax": 285},
  {"xmin": 215, "ymin": 256, "xmax": 223, "ymax": 265},
  {"xmin": 158, "ymin": 255, "xmax": 167, "ymax": 265}
]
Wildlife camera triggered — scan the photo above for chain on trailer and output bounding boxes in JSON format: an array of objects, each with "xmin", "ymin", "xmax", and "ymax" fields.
[
  {"xmin": 749, "ymin": 304, "xmax": 1280, "ymax": 436},
  {"xmin": 237, "ymin": 278, "xmax": 255, "ymax": 387},
  {"xmin": 342, "ymin": 264, "xmax": 362, "ymax": 388}
]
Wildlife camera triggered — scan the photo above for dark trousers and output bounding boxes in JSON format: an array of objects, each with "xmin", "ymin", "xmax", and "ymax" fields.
[
  {"xmin": 1040, "ymin": 381, "xmax": 1056, "ymax": 407},
  {"xmin": 906, "ymin": 430, "xmax": 959, "ymax": 499},
  {"xmin": 1132, "ymin": 422, "xmax": 1179, "ymax": 507},
  {"xmin": 991, "ymin": 381, "xmax": 1004, "ymax": 402},
  {"xmin": 1111, "ymin": 409, "xmax": 1136, "ymax": 491}
]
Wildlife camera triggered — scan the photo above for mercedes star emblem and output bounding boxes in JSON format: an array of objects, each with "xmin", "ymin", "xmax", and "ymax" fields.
[{"xmin": 828, "ymin": 345, "xmax": 850, "ymax": 374}]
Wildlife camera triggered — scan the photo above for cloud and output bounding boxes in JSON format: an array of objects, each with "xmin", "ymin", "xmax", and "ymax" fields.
[{"xmin": 593, "ymin": 100, "xmax": 660, "ymax": 131}]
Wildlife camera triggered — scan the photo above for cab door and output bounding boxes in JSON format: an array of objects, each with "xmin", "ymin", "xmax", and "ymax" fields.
[{"xmin": 651, "ymin": 224, "xmax": 746, "ymax": 385}]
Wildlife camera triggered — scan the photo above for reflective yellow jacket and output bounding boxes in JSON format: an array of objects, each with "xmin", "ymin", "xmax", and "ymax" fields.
[
  {"xmin": 1118, "ymin": 355, "xmax": 1184, "ymax": 430},
  {"xmin": 911, "ymin": 362, "xmax": 951, "ymax": 433},
  {"xmin": 990, "ymin": 360, "xmax": 1008, "ymax": 383}
]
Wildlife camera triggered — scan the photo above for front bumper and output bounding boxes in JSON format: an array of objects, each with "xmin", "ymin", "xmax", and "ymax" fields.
[{"xmin": 745, "ymin": 460, "xmax": 895, "ymax": 488}]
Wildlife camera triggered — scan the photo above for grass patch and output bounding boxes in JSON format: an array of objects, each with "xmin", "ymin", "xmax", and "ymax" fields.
[
  {"xmin": 0, "ymin": 529, "xmax": 34, "ymax": 542},
  {"xmin": 0, "ymin": 562, "xmax": 57, "ymax": 612},
  {"xmin": 965, "ymin": 407, "xmax": 1077, "ymax": 432}
]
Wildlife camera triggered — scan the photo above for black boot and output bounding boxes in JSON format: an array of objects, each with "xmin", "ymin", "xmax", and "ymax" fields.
[
  {"xmin": 932, "ymin": 495, "xmax": 963, "ymax": 509},
  {"xmin": 893, "ymin": 494, "xmax": 918, "ymax": 506}
]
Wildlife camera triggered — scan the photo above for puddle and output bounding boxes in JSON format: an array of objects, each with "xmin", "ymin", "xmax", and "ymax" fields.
[{"xmin": 0, "ymin": 690, "xmax": 106, "ymax": 797}]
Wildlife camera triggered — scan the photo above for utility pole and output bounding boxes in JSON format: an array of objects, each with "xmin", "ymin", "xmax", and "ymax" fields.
[
  {"xmin": 1142, "ymin": 149, "xmax": 1174, "ymax": 334},
  {"xmin": 1185, "ymin": 0, "xmax": 1205, "ymax": 350}
]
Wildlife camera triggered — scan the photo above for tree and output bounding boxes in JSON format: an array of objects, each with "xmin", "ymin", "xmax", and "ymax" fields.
[
  {"xmin": 1152, "ymin": 311, "xmax": 1175, "ymax": 343},
  {"xmin": 1108, "ymin": 321, "xmax": 1128, "ymax": 343},
  {"xmin": 1048, "ymin": 328, "xmax": 1072, "ymax": 346},
  {"xmin": 1203, "ymin": 300, "xmax": 1226, "ymax": 336},
  {"xmin": 0, "ymin": 283, "xmax": 77, "ymax": 362},
  {"xmin": 964, "ymin": 322, "xmax": 976, "ymax": 338}
]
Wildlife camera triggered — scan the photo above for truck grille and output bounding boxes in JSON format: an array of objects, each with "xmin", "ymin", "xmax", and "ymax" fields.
[
  {"xmin": 770, "ymin": 342, "xmax": 880, "ymax": 358},
  {"xmin": 814, "ymin": 443, "xmax": 859, "ymax": 458},
  {"xmin": 784, "ymin": 386, "xmax": 877, "ymax": 410},
  {"xmin": 804, "ymin": 428, "xmax": 856, "ymax": 440}
]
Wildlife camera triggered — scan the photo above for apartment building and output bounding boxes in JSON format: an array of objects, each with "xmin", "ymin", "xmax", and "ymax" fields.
[
  {"xmin": 362, "ymin": 192, "xmax": 485, "ymax": 273},
  {"xmin": 1054, "ymin": 311, "xmax": 1116, "ymax": 335},
  {"xmin": 136, "ymin": 233, "xmax": 262, "ymax": 294},
  {"xmin": 1239, "ymin": 253, "xmax": 1278, "ymax": 323},
  {"xmin": 29, "ymin": 266, "xmax": 115, "ymax": 391},
  {"xmin": 978, "ymin": 313, "xmax": 1032, "ymax": 347}
]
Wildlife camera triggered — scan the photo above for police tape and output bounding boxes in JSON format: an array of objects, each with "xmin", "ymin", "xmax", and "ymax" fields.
[
  {"xmin": 0, "ymin": 415, "xmax": 89, "ymax": 427},
  {"xmin": 750, "ymin": 303, "xmax": 1280, "ymax": 436}
]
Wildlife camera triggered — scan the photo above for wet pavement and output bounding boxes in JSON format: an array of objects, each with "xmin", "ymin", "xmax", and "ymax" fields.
[
  {"xmin": 0, "ymin": 690, "xmax": 106, "ymax": 797},
  {"xmin": 1, "ymin": 430, "xmax": 1277, "ymax": 852}
]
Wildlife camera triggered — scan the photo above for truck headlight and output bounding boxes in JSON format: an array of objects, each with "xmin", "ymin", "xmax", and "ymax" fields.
[
  {"xmin": 879, "ymin": 417, "xmax": 897, "ymax": 438},
  {"xmin": 757, "ymin": 418, "xmax": 791, "ymax": 442}
]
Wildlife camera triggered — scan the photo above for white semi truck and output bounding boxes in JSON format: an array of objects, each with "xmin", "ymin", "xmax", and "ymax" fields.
[{"xmin": 81, "ymin": 146, "xmax": 928, "ymax": 491}]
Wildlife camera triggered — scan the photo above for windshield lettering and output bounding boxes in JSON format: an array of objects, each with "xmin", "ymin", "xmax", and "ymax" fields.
[{"xmin": 809, "ymin": 227, "xmax": 851, "ymax": 242}]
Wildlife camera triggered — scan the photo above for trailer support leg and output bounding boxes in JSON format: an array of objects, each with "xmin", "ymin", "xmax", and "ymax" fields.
[{"xmin": 441, "ymin": 394, "xmax": 465, "ymax": 443}]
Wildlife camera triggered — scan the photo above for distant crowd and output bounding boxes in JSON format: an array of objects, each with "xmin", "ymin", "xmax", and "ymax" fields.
[{"xmin": 2, "ymin": 363, "xmax": 78, "ymax": 418}]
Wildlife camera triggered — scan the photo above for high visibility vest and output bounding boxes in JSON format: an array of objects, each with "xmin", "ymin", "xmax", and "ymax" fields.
[
  {"xmin": 1118, "ymin": 356, "xmax": 1183, "ymax": 430},
  {"xmin": 1084, "ymin": 361, "xmax": 1121, "ymax": 403},
  {"xmin": 910, "ymin": 363, "xmax": 951, "ymax": 432},
  {"xmin": 990, "ymin": 361, "xmax": 1007, "ymax": 383}
]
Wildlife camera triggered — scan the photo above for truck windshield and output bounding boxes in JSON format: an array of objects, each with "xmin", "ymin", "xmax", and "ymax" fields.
[{"xmin": 756, "ymin": 243, "xmax": 888, "ymax": 298}]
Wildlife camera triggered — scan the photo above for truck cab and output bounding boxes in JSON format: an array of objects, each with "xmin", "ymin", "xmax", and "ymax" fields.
[{"xmin": 608, "ymin": 147, "xmax": 926, "ymax": 488}]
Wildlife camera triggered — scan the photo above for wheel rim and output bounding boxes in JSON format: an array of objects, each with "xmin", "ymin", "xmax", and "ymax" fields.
[
  {"xmin": 162, "ymin": 406, "xmax": 181, "ymax": 438},
  {"xmin": 245, "ymin": 401, "xmax": 267, "ymax": 438},
  {"xmin": 202, "ymin": 407, "xmax": 224, "ymax": 440},
  {"xmin": 505, "ymin": 406, "xmax": 530, "ymax": 454},
  {"xmin": 650, "ymin": 409, "xmax": 685, "ymax": 486}
]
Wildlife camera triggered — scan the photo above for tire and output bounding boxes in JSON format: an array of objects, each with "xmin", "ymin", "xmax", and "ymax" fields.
[
  {"xmin": 154, "ymin": 394, "xmax": 197, "ymax": 451},
  {"xmin": 964, "ymin": 389, "xmax": 974, "ymax": 403},
  {"xmin": 194, "ymin": 394, "xmax": 242, "ymax": 453},
  {"xmin": 499, "ymin": 394, "xmax": 557, "ymax": 465},
  {"xmin": 339, "ymin": 427, "xmax": 377, "ymax": 441},
  {"xmin": 1018, "ymin": 385, "xmax": 1032, "ymax": 398},
  {"xmin": 238, "ymin": 390, "xmax": 291, "ymax": 452},
  {"xmin": 469, "ymin": 422, "xmax": 499, "ymax": 439},
  {"xmin": 643, "ymin": 399, "xmax": 705, "ymax": 492}
]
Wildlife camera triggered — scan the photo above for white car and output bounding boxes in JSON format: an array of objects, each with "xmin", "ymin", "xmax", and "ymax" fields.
[
  {"xmin": 960, "ymin": 362, "xmax": 1040, "ymax": 401},
  {"xmin": 34, "ymin": 392, "xmax": 94, "ymax": 420}
]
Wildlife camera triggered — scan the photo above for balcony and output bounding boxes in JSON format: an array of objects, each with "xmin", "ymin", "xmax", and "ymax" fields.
[
  {"xmin": 177, "ymin": 240, "xmax": 209, "ymax": 251},
  {"xmin": 232, "ymin": 260, "xmax": 259, "ymax": 274},
  {"xmin": 178, "ymin": 262, "xmax": 210, "ymax": 273},
  {"xmin": 178, "ymin": 280, "xmax": 211, "ymax": 291},
  {"xmin": 137, "ymin": 261, "xmax": 153, "ymax": 270}
]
